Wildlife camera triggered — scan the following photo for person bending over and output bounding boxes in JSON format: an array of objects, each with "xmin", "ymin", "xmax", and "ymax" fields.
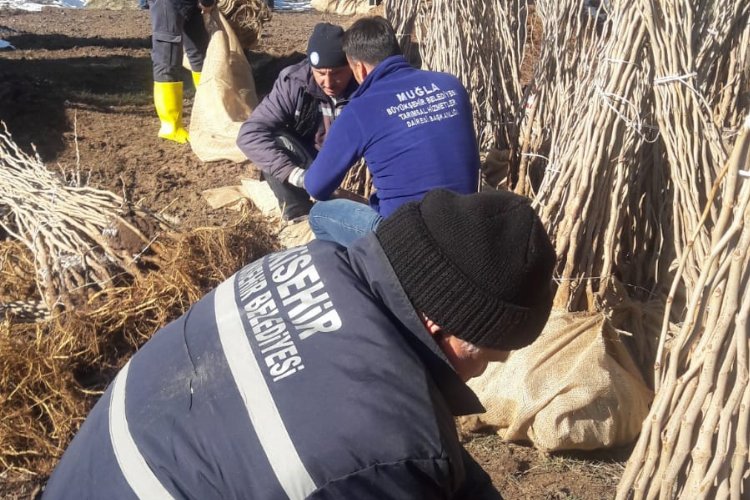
[
  {"xmin": 43, "ymin": 189, "xmax": 556, "ymax": 500},
  {"xmin": 237, "ymin": 23, "xmax": 358, "ymax": 221},
  {"xmin": 301, "ymin": 16, "xmax": 481, "ymax": 246}
]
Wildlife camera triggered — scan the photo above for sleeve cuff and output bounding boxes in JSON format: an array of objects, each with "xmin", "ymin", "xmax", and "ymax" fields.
[{"xmin": 287, "ymin": 167, "xmax": 306, "ymax": 188}]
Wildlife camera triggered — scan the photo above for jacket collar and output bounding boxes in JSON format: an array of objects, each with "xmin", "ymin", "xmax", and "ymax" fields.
[
  {"xmin": 347, "ymin": 233, "xmax": 485, "ymax": 417},
  {"xmin": 351, "ymin": 55, "xmax": 412, "ymax": 99}
]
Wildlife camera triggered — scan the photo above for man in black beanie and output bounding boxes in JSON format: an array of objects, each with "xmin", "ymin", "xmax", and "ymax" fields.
[
  {"xmin": 237, "ymin": 22, "xmax": 358, "ymax": 222},
  {"xmin": 44, "ymin": 190, "xmax": 555, "ymax": 499}
]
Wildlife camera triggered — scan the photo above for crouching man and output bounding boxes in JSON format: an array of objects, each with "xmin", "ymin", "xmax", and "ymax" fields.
[
  {"xmin": 237, "ymin": 23, "xmax": 358, "ymax": 222},
  {"xmin": 43, "ymin": 189, "xmax": 556, "ymax": 499}
]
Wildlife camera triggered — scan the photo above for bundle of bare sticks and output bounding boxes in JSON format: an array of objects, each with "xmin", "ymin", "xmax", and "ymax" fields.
[
  {"xmin": 0, "ymin": 124, "xmax": 168, "ymax": 315},
  {"xmin": 385, "ymin": 0, "xmax": 528, "ymax": 153},
  {"xmin": 216, "ymin": 0, "xmax": 271, "ymax": 49},
  {"xmin": 523, "ymin": 0, "xmax": 657, "ymax": 313},
  {"xmin": 617, "ymin": 116, "xmax": 750, "ymax": 500}
]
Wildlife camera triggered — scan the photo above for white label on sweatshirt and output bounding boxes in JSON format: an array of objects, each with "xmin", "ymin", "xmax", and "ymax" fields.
[{"xmin": 385, "ymin": 83, "xmax": 460, "ymax": 128}]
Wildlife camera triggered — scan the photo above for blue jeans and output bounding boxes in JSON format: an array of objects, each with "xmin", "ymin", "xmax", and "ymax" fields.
[{"xmin": 309, "ymin": 199, "xmax": 383, "ymax": 246}]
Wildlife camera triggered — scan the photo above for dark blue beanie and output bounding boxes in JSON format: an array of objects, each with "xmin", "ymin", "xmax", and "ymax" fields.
[{"xmin": 307, "ymin": 23, "xmax": 347, "ymax": 68}]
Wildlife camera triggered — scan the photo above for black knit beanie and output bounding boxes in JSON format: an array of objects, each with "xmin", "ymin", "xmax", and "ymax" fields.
[
  {"xmin": 307, "ymin": 23, "xmax": 347, "ymax": 69},
  {"xmin": 376, "ymin": 189, "xmax": 556, "ymax": 351}
]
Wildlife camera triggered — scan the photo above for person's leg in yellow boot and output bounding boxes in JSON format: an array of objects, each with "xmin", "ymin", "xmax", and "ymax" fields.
[
  {"xmin": 148, "ymin": 0, "xmax": 210, "ymax": 144},
  {"xmin": 154, "ymin": 81, "xmax": 190, "ymax": 143}
]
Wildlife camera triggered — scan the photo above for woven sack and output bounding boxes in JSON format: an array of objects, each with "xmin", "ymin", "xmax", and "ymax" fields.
[
  {"xmin": 189, "ymin": 11, "xmax": 258, "ymax": 162},
  {"xmin": 310, "ymin": 0, "xmax": 375, "ymax": 15},
  {"xmin": 461, "ymin": 310, "xmax": 652, "ymax": 451}
]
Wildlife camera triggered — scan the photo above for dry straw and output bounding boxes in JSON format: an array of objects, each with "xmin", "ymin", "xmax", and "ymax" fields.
[{"xmin": 0, "ymin": 220, "xmax": 278, "ymax": 478}]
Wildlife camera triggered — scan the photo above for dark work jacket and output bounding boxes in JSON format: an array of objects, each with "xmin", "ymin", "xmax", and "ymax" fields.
[
  {"xmin": 304, "ymin": 56, "xmax": 480, "ymax": 218},
  {"xmin": 42, "ymin": 234, "xmax": 502, "ymax": 500},
  {"xmin": 237, "ymin": 60, "xmax": 358, "ymax": 182}
]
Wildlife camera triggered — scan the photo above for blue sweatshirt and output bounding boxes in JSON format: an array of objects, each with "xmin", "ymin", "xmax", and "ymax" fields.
[{"xmin": 304, "ymin": 56, "xmax": 480, "ymax": 218}]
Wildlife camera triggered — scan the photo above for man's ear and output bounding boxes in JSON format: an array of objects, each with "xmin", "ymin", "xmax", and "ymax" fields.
[
  {"xmin": 358, "ymin": 62, "xmax": 370, "ymax": 81},
  {"xmin": 347, "ymin": 58, "xmax": 368, "ymax": 84}
]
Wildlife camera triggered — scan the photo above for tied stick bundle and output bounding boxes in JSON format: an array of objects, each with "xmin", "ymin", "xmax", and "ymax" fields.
[
  {"xmin": 0, "ymin": 122, "xmax": 281, "ymax": 477},
  {"xmin": 0, "ymin": 124, "xmax": 167, "ymax": 315},
  {"xmin": 642, "ymin": 0, "xmax": 750, "ymax": 293},
  {"xmin": 386, "ymin": 0, "xmax": 528, "ymax": 153},
  {"xmin": 383, "ymin": 0, "xmax": 422, "ymax": 63},
  {"xmin": 523, "ymin": 0, "xmax": 658, "ymax": 312},
  {"xmin": 514, "ymin": 0, "xmax": 619, "ymax": 195},
  {"xmin": 616, "ymin": 117, "xmax": 750, "ymax": 500},
  {"xmin": 216, "ymin": 0, "xmax": 271, "ymax": 49}
]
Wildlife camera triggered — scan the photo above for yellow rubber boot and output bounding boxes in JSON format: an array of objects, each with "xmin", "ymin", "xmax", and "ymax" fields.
[
  {"xmin": 192, "ymin": 71, "xmax": 201, "ymax": 87},
  {"xmin": 153, "ymin": 81, "xmax": 189, "ymax": 144}
]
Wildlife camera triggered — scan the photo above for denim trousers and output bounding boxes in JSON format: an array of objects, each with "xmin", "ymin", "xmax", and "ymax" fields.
[{"xmin": 309, "ymin": 199, "xmax": 384, "ymax": 247}]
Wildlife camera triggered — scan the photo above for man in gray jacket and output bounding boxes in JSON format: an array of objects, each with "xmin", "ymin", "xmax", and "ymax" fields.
[
  {"xmin": 237, "ymin": 23, "xmax": 358, "ymax": 221},
  {"xmin": 43, "ymin": 189, "xmax": 556, "ymax": 499}
]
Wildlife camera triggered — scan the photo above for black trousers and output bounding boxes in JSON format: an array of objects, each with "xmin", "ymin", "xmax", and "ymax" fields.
[
  {"xmin": 265, "ymin": 131, "xmax": 315, "ymax": 221},
  {"xmin": 264, "ymin": 175, "xmax": 313, "ymax": 221},
  {"xmin": 149, "ymin": 0, "xmax": 209, "ymax": 82}
]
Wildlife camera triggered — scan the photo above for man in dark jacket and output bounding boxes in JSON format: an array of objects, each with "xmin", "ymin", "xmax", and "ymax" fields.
[
  {"xmin": 43, "ymin": 189, "xmax": 556, "ymax": 499},
  {"xmin": 237, "ymin": 23, "xmax": 358, "ymax": 222},
  {"xmin": 302, "ymin": 16, "xmax": 481, "ymax": 246},
  {"xmin": 149, "ymin": 0, "xmax": 213, "ymax": 143}
]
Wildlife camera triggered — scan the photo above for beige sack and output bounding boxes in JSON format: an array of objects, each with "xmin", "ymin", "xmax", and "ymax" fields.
[
  {"xmin": 310, "ymin": 0, "xmax": 375, "ymax": 15},
  {"xmin": 461, "ymin": 310, "xmax": 652, "ymax": 451},
  {"xmin": 190, "ymin": 11, "xmax": 258, "ymax": 163},
  {"xmin": 202, "ymin": 179, "xmax": 280, "ymax": 214}
]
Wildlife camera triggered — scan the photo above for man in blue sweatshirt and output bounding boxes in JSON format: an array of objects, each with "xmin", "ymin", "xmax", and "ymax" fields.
[{"xmin": 301, "ymin": 16, "xmax": 480, "ymax": 246}]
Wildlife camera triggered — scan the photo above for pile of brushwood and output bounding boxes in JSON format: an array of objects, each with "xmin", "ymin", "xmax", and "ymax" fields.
[
  {"xmin": 386, "ymin": 0, "xmax": 749, "ymax": 497},
  {"xmin": 0, "ymin": 124, "xmax": 278, "ymax": 480}
]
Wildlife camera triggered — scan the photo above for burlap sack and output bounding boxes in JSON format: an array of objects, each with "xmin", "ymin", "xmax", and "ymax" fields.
[
  {"xmin": 461, "ymin": 310, "xmax": 652, "ymax": 451},
  {"xmin": 189, "ymin": 11, "xmax": 258, "ymax": 162},
  {"xmin": 310, "ymin": 0, "xmax": 375, "ymax": 15}
]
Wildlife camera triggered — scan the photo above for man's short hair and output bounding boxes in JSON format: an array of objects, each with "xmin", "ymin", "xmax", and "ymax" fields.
[{"xmin": 342, "ymin": 16, "xmax": 401, "ymax": 66}]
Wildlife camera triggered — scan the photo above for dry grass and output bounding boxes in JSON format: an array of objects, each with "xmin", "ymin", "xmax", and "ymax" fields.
[
  {"xmin": 465, "ymin": 433, "xmax": 627, "ymax": 499},
  {"xmin": 0, "ymin": 212, "xmax": 278, "ymax": 480}
]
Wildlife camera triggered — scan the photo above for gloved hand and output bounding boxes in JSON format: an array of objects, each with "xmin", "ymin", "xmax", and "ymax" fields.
[{"xmin": 287, "ymin": 167, "xmax": 307, "ymax": 189}]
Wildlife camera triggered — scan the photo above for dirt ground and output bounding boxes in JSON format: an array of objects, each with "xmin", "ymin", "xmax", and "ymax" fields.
[{"xmin": 0, "ymin": 6, "xmax": 624, "ymax": 498}]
